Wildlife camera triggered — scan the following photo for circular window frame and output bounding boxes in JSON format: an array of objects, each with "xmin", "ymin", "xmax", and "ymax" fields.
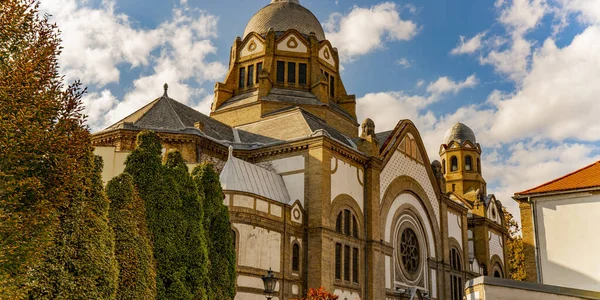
[{"xmin": 394, "ymin": 212, "xmax": 427, "ymax": 285}]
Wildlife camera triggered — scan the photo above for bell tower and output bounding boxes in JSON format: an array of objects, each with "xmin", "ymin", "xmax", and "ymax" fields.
[{"xmin": 439, "ymin": 123, "xmax": 486, "ymax": 201}]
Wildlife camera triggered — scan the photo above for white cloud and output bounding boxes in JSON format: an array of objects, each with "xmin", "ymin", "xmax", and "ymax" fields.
[
  {"xmin": 476, "ymin": 0, "xmax": 549, "ymax": 81},
  {"xmin": 40, "ymin": 0, "xmax": 162, "ymax": 86},
  {"xmin": 324, "ymin": 2, "xmax": 418, "ymax": 62},
  {"xmin": 426, "ymin": 74, "xmax": 479, "ymax": 96},
  {"xmin": 451, "ymin": 32, "xmax": 486, "ymax": 55},
  {"xmin": 479, "ymin": 35, "xmax": 533, "ymax": 81},
  {"xmin": 497, "ymin": 0, "xmax": 548, "ymax": 35},
  {"xmin": 488, "ymin": 26, "xmax": 600, "ymax": 143},
  {"xmin": 416, "ymin": 79, "xmax": 425, "ymax": 88},
  {"xmin": 40, "ymin": 0, "xmax": 227, "ymax": 130},
  {"xmin": 396, "ymin": 57, "xmax": 412, "ymax": 69}
]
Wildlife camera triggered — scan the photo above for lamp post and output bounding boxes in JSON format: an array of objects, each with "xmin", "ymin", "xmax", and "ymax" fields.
[{"xmin": 261, "ymin": 268, "xmax": 278, "ymax": 300}]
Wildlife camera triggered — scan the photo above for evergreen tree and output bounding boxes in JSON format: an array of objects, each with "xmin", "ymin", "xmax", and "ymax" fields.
[
  {"xmin": 165, "ymin": 152, "xmax": 209, "ymax": 300},
  {"xmin": 503, "ymin": 206, "xmax": 526, "ymax": 281},
  {"xmin": 29, "ymin": 156, "xmax": 119, "ymax": 299},
  {"xmin": 192, "ymin": 164, "xmax": 236, "ymax": 299},
  {"xmin": 107, "ymin": 173, "xmax": 157, "ymax": 300},
  {"xmin": 0, "ymin": 0, "xmax": 90, "ymax": 295},
  {"xmin": 125, "ymin": 131, "xmax": 204, "ymax": 299}
]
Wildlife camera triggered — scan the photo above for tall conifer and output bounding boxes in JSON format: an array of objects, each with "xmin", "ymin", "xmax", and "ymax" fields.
[
  {"xmin": 192, "ymin": 164, "xmax": 236, "ymax": 299},
  {"xmin": 107, "ymin": 173, "xmax": 157, "ymax": 299},
  {"xmin": 165, "ymin": 152, "xmax": 209, "ymax": 300},
  {"xmin": 29, "ymin": 156, "xmax": 119, "ymax": 299}
]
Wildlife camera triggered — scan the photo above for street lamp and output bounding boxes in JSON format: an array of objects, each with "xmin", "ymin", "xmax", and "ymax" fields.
[{"xmin": 261, "ymin": 268, "xmax": 278, "ymax": 300}]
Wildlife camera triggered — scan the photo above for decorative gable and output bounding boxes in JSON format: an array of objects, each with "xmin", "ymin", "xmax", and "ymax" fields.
[
  {"xmin": 240, "ymin": 36, "xmax": 265, "ymax": 58},
  {"xmin": 398, "ymin": 133, "xmax": 424, "ymax": 163},
  {"xmin": 276, "ymin": 34, "xmax": 308, "ymax": 53},
  {"xmin": 319, "ymin": 44, "xmax": 335, "ymax": 67}
]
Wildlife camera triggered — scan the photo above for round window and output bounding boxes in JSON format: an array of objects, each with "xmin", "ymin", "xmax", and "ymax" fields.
[{"xmin": 400, "ymin": 228, "xmax": 420, "ymax": 275}]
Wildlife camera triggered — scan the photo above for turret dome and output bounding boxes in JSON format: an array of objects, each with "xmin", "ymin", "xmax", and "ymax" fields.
[
  {"xmin": 243, "ymin": 0, "xmax": 326, "ymax": 41},
  {"xmin": 444, "ymin": 123, "xmax": 477, "ymax": 145}
]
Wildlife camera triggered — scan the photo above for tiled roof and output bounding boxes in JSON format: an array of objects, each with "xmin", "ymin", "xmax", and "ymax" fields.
[
  {"xmin": 243, "ymin": 1, "xmax": 325, "ymax": 41},
  {"xmin": 220, "ymin": 148, "xmax": 290, "ymax": 203},
  {"xmin": 235, "ymin": 107, "xmax": 355, "ymax": 148},
  {"xmin": 102, "ymin": 92, "xmax": 234, "ymax": 142},
  {"xmin": 515, "ymin": 161, "xmax": 600, "ymax": 196}
]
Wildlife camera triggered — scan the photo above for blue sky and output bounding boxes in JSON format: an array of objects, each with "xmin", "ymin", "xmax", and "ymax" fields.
[{"xmin": 40, "ymin": 0, "xmax": 600, "ymax": 222}]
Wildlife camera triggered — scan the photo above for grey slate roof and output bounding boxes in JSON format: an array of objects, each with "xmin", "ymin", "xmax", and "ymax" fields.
[
  {"xmin": 102, "ymin": 93, "xmax": 234, "ymax": 142},
  {"xmin": 220, "ymin": 148, "xmax": 290, "ymax": 203},
  {"xmin": 99, "ymin": 90, "xmax": 356, "ymax": 150}
]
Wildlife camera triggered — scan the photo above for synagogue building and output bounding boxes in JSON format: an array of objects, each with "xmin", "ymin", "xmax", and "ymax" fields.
[{"xmin": 92, "ymin": 1, "xmax": 509, "ymax": 299}]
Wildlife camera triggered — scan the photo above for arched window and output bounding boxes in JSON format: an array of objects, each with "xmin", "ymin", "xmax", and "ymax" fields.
[
  {"xmin": 451, "ymin": 156, "xmax": 458, "ymax": 172},
  {"xmin": 450, "ymin": 248, "xmax": 463, "ymax": 300},
  {"xmin": 335, "ymin": 209, "xmax": 360, "ymax": 284},
  {"xmin": 465, "ymin": 156, "xmax": 472, "ymax": 171},
  {"xmin": 292, "ymin": 243, "xmax": 300, "ymax": 272},
  {"xmin": 493, "ymin": 264, "xmax": 504, "ymax": 278},
  {"xmin": 336, "ymin": 213, "xmax": 342, "ymax": 232},
  {"xmin": 442, "ymin": 159, "xmax": 446, "ymax": 174},
  {"xmin": 477, "ymin": 158, "xmax": 481, "ymax": 174}
]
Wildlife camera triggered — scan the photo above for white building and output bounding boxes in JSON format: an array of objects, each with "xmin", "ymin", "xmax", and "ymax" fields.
[{"xmin": 514, "ymin": 160, "xmax": 600, "ymax": 292}]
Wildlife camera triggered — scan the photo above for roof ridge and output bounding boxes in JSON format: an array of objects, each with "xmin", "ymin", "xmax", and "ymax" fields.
[
  {"xmin": 102, "ymin": 97, "xmax": 160, "ymax": 131},
  {"xmin": 163, "ymin": 96, "xmax": 186, "ymax": 129},
  {"xmin": 516, "ymin": 160, "xmax": 600, "ymax": 195}
]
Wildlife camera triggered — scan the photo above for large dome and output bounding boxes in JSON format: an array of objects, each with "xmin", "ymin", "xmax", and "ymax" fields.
[
  {"xmin": 444, "ymin": 123, "xmax": 477, "ymax": 145},
  {"xmin": 243, "ymin": 0, "xmax": 326, "ymax": 41}
]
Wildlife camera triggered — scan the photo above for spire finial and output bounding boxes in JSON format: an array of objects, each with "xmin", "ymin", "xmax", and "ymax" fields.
[
  {"xmin": 163, "ymin": 83, "xmax": 168, "ymax": 96},
  {"xmin": 228, "ymin": 146, "xmax": 234, "ymax": 159}
]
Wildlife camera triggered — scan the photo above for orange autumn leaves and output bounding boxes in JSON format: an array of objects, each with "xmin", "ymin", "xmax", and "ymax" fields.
[{"xmin": 292, "ymin": 287, "xmax": 339, "ymax": 300}]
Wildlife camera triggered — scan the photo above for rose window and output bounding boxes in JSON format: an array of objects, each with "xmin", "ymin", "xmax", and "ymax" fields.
[{"xmin": 400, "ymin": 228, "xmax": 420, "ymax": 274}]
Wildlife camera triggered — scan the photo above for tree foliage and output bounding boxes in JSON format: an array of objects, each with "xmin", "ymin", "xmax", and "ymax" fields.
[
  {"xmin": 164, "ymin": 151, "xmax": 209, "ymax": 300},
  {"xmin": 503, "ymin": 206, "xmax": 526, "ymax": 281},
  {"xmin": 0, "ymin": 0, "xmax": 90, "ymax": 295},
  {"xmin": 28, "ymin": 156, "xmax": 119, "ymax": 299},
  {"xmin": 192, "ymin": 164, "xmax": 236, "ymax": 299},
  {"xmin": 292, "ymin": 287, "xmax": 339, "ymax": 300},
  {"xmin": 125, "ymin": 131, "xmax": 211, "ymax": 299},
  {"xmin": 107, "ymin": 173, "xmax": 157, "ymax": 300}
]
